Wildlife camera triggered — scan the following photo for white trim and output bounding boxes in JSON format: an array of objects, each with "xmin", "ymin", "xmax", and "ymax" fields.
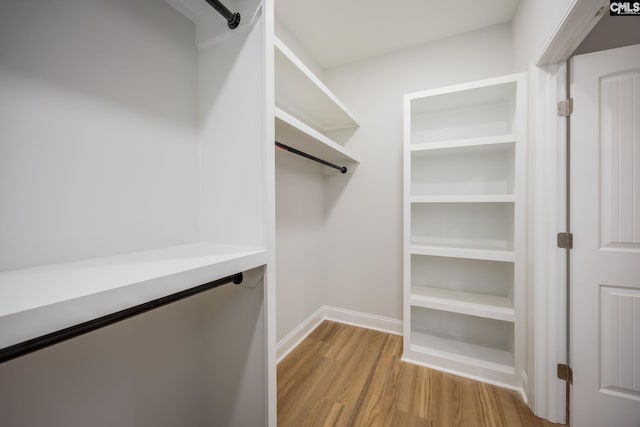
[
  {"xmin": 400, "ymin": 355, "xmax": 528, "ymax": 403},
  {"xmin": 529, "ymin": 2, "xmax": 609, "ymax": 423},
  {"xmin": 531, "ymin": 62, "xmax": 568, "ymax": 424},
  {"xmin": 275, "ymin": 306, "xmax": 326, "ymax": 363},
  {"xmin": 323, "ymin": 306, "xmax": 403, "ymax": 336},
  {"xmin": 535, "ymin": 0, "xmax": 607, "ymax": 66},
  {"xmin": 276, "ymin": 306, "xmax": 403, "ymax": 363}
]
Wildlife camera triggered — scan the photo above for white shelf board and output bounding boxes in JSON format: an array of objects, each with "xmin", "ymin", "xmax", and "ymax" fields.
[
  {"xmin": 406, "ymin": 73, "xmax": 520, "ymax": 113},
  {"xmin": 275, "ymin": 107, "xmax": 359, "ymax": 165},
  {"xmin": 410, "ymin": 330, "xmax": 514, "ymax": 375},
  {"xmin": 410, "ymin": 286, "xmax": 514, "ymax": 322},
  {"xmin": 411, "ymin": 134, "xmax": 515, "ymax": 153},
  {"xmin": 411, "ymin": 245, "xmax": 515, "ymax": 263},
  {"xmin": 410, "ymin": 194, "xmax": 515, "ymax": 203},
  {"xmin": 275, "ymin": 36, "xmax": 359, "ymax": 132},
  {"xmin": 0, "ymin": 243, "xmax": 267, "ymax": 349}
]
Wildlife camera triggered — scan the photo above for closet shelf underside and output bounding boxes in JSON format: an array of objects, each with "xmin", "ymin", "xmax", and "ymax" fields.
[
  {"xmin": 275, "ymin": 107, "xmax": 359, "ymax": 165},
  {"xmin": 0, "ymin": 243, "xmax": 267, "ymax": 349}
]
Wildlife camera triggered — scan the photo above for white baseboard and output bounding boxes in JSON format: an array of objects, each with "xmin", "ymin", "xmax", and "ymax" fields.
[
  {"xmin": 276, "ymin": 306, "xmax": 403, "ymax": 363},
  {"xmin": 276, "ymin": 306, "xmax": 326, "ymax": 363},
  {"xmin": 323, "ymin": 306, "xmax": 403, "ymax": 336}
]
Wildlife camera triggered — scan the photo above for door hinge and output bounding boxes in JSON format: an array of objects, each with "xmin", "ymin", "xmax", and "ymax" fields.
[
  {"xmin": 557, "ymin": 98, "xmax": 573, "ymax": 117},
  {"xmin": 557, "ymin": 363, "xmax": 573, "ymax": 384},
  {"xmin": 557, "ymin": 232, "xmax": 573, "ymax": 249}
]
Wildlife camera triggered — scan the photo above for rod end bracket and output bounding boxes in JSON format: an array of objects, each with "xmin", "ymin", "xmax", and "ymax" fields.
[
  {"xmin": 228, "ymin": 12, "xmax": 241, "ymax": 29},
  {"xmin": 233, "ymin": 272, "xmax": 244, "ymax": 284}
]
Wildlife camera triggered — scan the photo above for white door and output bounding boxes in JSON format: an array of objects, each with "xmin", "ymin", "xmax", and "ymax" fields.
[{"xmin": 571, "ymin": 43, "xmax": 640, "ymax": 427}]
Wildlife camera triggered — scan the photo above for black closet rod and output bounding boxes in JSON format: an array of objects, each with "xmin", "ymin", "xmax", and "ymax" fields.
[
  {"xmin": 276, "ymin": 141, "xmax": 348, "ymax": 174},
  {"xmin": 0, "ymin": 272, "xmax": 244, "ymax": 364},
  {"xmin": 204, "ymin": 0, "xmax": 241, "ymax": 29}
]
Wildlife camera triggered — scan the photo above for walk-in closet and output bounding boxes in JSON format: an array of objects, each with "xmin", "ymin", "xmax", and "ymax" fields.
[{"xmin": 2, "ymin": 1, "xmax": 639, "ymax": 426}]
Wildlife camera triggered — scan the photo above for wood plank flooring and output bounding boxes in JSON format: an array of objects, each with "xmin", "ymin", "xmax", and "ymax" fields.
[{"xmin": 278, "ymin": 321, "xmax": 563, "ymax": 427}]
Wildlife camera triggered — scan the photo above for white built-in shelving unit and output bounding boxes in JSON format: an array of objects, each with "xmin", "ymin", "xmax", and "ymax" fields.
[
  {"xmin": 403, "ymin": 73, "xmax": 526, "ymax": 391},
  {"xmin": 274, "ymin": 35, "xmax": 359, "ymax": 172}
]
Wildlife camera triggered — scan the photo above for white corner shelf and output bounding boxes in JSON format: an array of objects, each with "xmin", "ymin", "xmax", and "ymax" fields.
[
  {"xmin": 410, "ymin": 330, "xmax": 515, "ymax": 375},
  {"xmin": 411, "ymin": 245, "xmax": 515, "ymax": 263},
  {"xmin": 411, "ymin": 194, "xmax": 515, "ymax": 203},
  {"xmin": 0, "ymin": 243, "xmax": 268, "ymax": 349},
  {"xmin": 275, "ymin": 36, "xmax": 359, "ymax": 132},
  {"xmin": 275, "ymin": 107, "xmax": 359, "ymax": 166},
  {"xmin": 411, "ymin": 134, "xmax": 515, "ymax": 153},
  {"xmin": 410, "ymin": 286, "xmax": 514, "ymax": 322}
]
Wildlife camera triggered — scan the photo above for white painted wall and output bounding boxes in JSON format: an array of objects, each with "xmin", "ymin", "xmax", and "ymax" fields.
[
  {"xmin": 0, "ymin": 0, "xmax": 199, "ymax": 271},
  {"xmin": 512, "ymin": 0, "xmax": 573, "ymax": 70},
  {"xmin": 275, "ymin": 19, "xmax": 324, "ymax": 79},
  {"xmin": 274, "ymin": 23, "xmax": 517, "ymax": 344},
  {"xmin": 275, "ymin": 151, "xmax": 326, "ymax": 341}
]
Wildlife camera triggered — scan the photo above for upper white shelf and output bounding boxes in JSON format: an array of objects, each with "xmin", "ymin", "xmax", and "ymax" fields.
[
  {"xmin": 411, "ymin": 245, "xmax": 515, "ymax": 263},
  {"xmin": 0, "ymin": 243, "xmax": 267, "ymax": 349},
  {"xmin": 275, "ymin": 36, "xmax": 359, "ymax": 132},
  {"xmin": 410, "ymin": 286, "xmax": 514, "ymax": 322},
  {"xmin": 411, "ymin": 195, "xmax": 514, "ymax": 203},
  {"xmin": 406, "ymin": 74, "xmax": 522, "ymax": 145},
  {"xmin": 411, "ymin": 134, "xmax": 515, "ymax": 152},
  {"xmin": 275, "ymin": 107, "xmax": 359, "ymax": 166}
]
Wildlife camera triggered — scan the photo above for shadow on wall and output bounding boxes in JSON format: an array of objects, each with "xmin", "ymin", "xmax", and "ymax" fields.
[{"xmin": 0, "ymin": 0, "xmax": 198, "ymax": 127}]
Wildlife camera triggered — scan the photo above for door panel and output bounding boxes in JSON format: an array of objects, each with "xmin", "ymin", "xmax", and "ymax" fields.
[
  {"xmin": 571, "ymin": 44, "xmax": 640, "ymax": 426},
  {"xmin": 600, "ymin": 71, "xmax": 640, "ymax": 249}
]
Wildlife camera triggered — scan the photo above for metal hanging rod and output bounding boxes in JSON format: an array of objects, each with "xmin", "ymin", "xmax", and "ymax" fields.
[
  {"xmin": 275, "ymin": 141, "xmax": 348, "ymax": 174},
  {"xmin": 0, "ymin": 272, "xmax": 244, "ymax": 364},
  {"xmin": 204, "ymin": 0, "xmax": 241, "ymax": 29}
]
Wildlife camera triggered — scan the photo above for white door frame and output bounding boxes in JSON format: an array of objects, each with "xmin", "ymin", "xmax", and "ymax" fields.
[{"xmin": 529, "ymin": 0, "xmax": 607, "ymax": 423}]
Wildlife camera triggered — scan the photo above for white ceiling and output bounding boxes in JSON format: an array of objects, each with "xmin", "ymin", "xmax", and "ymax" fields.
[{"xmin": 275, "ymin": 0, "xmax": 521, "ymax": 69}]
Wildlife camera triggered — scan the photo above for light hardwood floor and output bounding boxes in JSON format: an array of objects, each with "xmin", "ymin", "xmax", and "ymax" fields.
[{"xmin": 278, "ymin": 321, "xmax": 563, "ymax": 427}]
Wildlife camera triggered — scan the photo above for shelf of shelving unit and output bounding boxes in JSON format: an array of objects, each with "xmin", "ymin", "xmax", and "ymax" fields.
[
  {"xmin": 411, "ymin": 194, "xmax": 514, "ymax": 203},
  {"xmin": 411, "ymin": 142, "xmax": 515, "ymax": 197},
  {"xmin": 274, "ymin": 36, "xmax": 359, "ymax": 132},
  {"xmin": 409, "ymin": 78, "xmax": 517, "ymax": 144},
  {"xmin": 409, "ymin": 306, "xmax": 515, "ymax": 374},
  {"xmin": 411, "ymin": 202, "xmax": 514, "ymax": 251},
  {"xmin": 410, "ymin": 330, "xmax": 515, "ymax": 375},
  {"xmin": 275, "ymin": 107, "xmax": 359, "ymax": 166},
  {"xmin": 0, "ymin": 243, "xmax": 268, "ymax": 350},
  {"xmin": 411, "ymin": 134, "xmax": 515, "ymax": 152},
  {"xmin": 410, "ymin": 286, "xmax": 514, "ymax": 322},
  {"xmin": 410, "ymin": 245, "xmax": 515, "ymax": 263}
]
